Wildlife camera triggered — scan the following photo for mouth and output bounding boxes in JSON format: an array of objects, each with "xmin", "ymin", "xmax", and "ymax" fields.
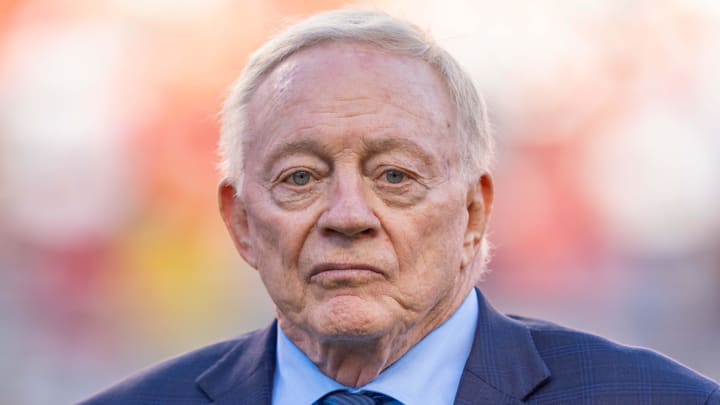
[{"xmin": 309, "ymin": 263, "xmax": 385, "ymax": 287}]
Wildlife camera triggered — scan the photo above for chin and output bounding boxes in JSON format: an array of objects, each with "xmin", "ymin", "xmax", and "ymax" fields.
[{"xmin": 311, "ymin": 295, "xmax": 393, "ymax": 341}]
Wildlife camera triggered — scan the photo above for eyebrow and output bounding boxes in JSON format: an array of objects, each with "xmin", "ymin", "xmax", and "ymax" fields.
[
  {"xmin": 262, "ymin": 139, "xmax": 332, "ymax": 173},
  {"xmin": 261, "ymin": 136, "xmax": 439, "ymax": 176},
  {"xmin": 361, "ymin": 138, "xmax": 436, "ymax": 167}
]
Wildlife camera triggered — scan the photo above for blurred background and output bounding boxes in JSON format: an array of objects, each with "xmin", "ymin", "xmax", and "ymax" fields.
[{"xmin": 0, "ymin": 0, "xmax": 718, "ymax": 403}]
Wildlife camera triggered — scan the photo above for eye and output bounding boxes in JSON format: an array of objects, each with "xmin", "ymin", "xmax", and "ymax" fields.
[
  {"xmin": 287, "ymin": 170, "xmax": 313, "ymax": 186},
  {"xmin": 383, "ymin": 169, "xmax": 406, "ymax": 184}
]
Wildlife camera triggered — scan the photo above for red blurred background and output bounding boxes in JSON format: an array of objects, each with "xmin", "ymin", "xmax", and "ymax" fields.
[{"xmin": 1, "ymin": 1, "xmax": 718, "ymax": 403}]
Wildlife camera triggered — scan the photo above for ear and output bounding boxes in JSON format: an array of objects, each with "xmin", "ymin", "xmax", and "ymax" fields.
[
  {"xmin": 461, "ymin": 173, "xmax": 494, "ymax": 268},
  {"xmin": 218, "ymin": 179, "xmax": 257, "ymax": 268}
]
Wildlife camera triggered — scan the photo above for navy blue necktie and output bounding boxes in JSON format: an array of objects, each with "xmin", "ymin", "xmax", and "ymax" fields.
[{"xmin": 314, "ymin": 389, "xmax": 403, "ymax": 405}]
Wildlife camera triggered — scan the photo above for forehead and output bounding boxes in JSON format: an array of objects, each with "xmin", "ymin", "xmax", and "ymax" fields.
[
  {"xmin": 268, "ymin": 42, "xmax": 443, "ymax": 96},
  {"xmin": 244, "ymin": 41, "xmax": 458, "ymax": 164}
]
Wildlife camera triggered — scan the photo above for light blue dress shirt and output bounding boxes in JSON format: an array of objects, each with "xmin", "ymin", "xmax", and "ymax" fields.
[{"xmin": 272, "ymin": 290, "xmax": 479, "ymax": 405}]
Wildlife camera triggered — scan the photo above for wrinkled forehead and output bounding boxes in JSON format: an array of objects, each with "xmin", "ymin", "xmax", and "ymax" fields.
[{"xmin": 246, "ymin": 41, "xmax": 456, "ymax": 136}]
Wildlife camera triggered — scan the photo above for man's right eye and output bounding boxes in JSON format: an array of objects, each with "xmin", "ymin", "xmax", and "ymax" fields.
[{"xmin": 286, "ymin": 170, "xmax": 312, "ymax": 186}]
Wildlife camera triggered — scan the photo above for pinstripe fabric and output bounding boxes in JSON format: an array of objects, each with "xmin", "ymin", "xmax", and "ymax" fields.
[
  {"xmin": 314, "ymin": 390, "xmax": 403, "ymax": 405},
  {"xmin": 453, "ymin": 293, "xmax": 719, "ymax": 405},
  {"xmin": 79, "ymin": 289, "xmax": 719, "ymax": 404}
]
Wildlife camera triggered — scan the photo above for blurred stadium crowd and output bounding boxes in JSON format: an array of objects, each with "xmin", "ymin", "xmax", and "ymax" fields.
[{"xmin": 0, "ymin": 1, "xmax": 718, "ymax": 403}]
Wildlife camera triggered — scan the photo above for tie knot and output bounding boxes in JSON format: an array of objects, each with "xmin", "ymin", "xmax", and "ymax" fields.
[{"xmin": 315, "ymin": 389, "xmax": 402, "ymax": 405}]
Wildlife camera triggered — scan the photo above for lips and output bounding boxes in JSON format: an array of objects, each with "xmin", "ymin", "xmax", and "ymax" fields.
[{"xmin": 309, "ymin": 263, "xmax": 385, "ymax": 286}]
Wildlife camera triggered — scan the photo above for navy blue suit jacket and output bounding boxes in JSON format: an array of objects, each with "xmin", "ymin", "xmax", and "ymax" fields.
[{"xmin": 79, "ymin": 290, "xmax": 719, "ymax": 404}]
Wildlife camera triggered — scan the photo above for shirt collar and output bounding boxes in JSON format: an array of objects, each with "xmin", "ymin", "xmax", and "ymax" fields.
[{"xmin": 272, "ymin": 290, "xmax": 479, "ymax": 405}]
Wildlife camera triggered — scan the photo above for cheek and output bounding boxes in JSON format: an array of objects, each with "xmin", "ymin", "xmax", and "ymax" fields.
[
  {"xmin": 245, "ymin": 179, "xmax": 318, "ymax": 262},
  {"xmin": 247, "ymin": 208, "xmax": 315, "ymax": 314},
  {"xmin": 246, "ymin": 203, "xmax": 316, "ymax": 279},
  {"xmin": 394, "ymin": 198, "xmax": 468, "ymax": 279},
  {"xmin": 247, "ymin": 213, "xmax": 281, "ymax": 265}
]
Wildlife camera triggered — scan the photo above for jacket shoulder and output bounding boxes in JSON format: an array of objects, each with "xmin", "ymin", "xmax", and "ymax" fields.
[
  {"xmin": 510, "ymin": 316, "xmax": 719, "ymax": 404},
  {"xmin": 77, "ymin": 329, "xmax": 267, "ymax": 405}
]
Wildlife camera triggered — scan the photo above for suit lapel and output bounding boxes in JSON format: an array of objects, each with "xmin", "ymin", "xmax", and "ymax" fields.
[
  {"xmin": 195, "ymin": 322, "xmax": 277, "ymax": 405},
  {"xmin": 455, "ymin": 290, "xmax": 551, "ymax": 404}
]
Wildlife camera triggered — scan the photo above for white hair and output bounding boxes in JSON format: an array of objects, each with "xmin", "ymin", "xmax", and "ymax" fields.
[{"xmin": 219, "ymin": 8, "xmax": 494, "ymax": 186}]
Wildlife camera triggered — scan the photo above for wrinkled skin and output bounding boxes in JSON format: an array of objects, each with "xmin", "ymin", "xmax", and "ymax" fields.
[{"xmin": 220, "ymin": 42, "xmax": 493, "ymax": 387}]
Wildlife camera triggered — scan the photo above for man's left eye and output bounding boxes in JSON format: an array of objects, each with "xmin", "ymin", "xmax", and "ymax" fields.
[{"xmin": 383, "ymin": 170, "xmax": 406, "ymax": 184}]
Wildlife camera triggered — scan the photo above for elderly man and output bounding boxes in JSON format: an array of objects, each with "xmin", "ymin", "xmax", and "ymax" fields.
[{"xmin": 82, "ymin": 9, "xmax": 718, "ymax": 405}]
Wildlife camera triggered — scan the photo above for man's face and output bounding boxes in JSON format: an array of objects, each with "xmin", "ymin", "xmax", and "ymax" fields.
[{"xmin": 221, "ymin": 42, "xmax": 491, "ymax": 343}]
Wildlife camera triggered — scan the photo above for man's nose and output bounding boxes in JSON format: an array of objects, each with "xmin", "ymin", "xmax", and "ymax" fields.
[{"xmin": 317, "ymin": 175, "xmax": 380, "ymax": 238}]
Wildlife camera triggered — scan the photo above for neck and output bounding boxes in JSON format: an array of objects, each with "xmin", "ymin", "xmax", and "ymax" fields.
[
  {"xmin": 300, "ymin": 335, "xmax": 406, "ymax": 387},
  {"xmin": 278, "ymin": 285, "xmax": 473, "ymax": 387}
]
